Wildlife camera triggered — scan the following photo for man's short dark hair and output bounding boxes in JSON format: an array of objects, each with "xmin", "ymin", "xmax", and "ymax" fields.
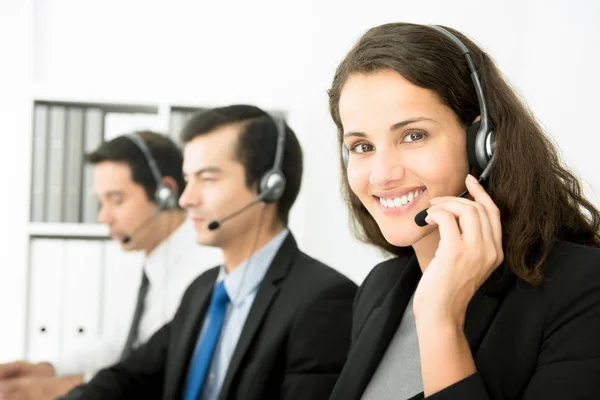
[
  {"xmin": 180, "ymin": 105, "xmax": 303, "ymax": 225},
  {"xmin": 86, "ymin": 131, "xmax": 185, "ymax": 206}
]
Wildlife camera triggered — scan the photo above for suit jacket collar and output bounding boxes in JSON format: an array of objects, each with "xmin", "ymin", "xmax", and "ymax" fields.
[
  {"xmin": 166, "ymin": 268, "xmax": 219, "ymax": 400},
  {"xmin": 259, "ymin": 231, "xmax": 298, "ymax": 285},
  {"xmin": 218, "ymin": 232, "xmax": 299, "ymax": 397},
  {"xmin": 218, "ymin": 228, "xmax": 290, "ymax": 305},
  {"xmin": 464, "ymin": 264, "xmax": 513, "ymax": 352}
]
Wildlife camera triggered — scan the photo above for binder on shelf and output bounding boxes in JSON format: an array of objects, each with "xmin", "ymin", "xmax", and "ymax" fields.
[
  {"xmin": 27, "ymin": 238, "xmax": 65, "ymax": 362},
  {"xmin": 31, "ymin": 105, "xmax": 48, "ymax": 222},
  {"xmin": 64, "ymin": 108, "xmax": 85, "ymax": 223},
  {"xmin": 81, "ymin": 108, "xmax": 103, "ymax": 224},
  {"xmin": 60, "ymin": 240, "xmax": 103, "ymax": 356},
  {"xmin": 46, "ymin": 106, "xmax": 67, "ymax": 223}
]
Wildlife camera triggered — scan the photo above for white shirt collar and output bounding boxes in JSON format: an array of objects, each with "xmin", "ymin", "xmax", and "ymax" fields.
[{"xmin": 143, "ymin": 218, "xmax": 199, "ymax": 286}]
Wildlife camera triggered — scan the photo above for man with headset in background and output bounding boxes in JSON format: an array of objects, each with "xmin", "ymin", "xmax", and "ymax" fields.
[
  {"xmin": 58, "ymin": 104, "xmax": 358, "ymax": 400},
  {"xmin": 0, "ymin": 131, "xmax": 223, "ymax": 400}
]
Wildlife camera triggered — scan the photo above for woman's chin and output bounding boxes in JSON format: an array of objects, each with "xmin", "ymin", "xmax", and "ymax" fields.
[{"xmin": 380, "ymin": 223, "xmax": 436, "ymax": 249}]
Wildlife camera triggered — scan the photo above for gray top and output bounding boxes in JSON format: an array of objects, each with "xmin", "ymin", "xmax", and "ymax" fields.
[{"xmin": 361, "ymin": 294, "xmax": 423, "ymax": 400}]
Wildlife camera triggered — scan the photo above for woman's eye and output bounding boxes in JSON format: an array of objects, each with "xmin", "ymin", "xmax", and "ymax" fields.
[
  {"xmin": 403, "ymin": 131, "xmax": 426, "ymax": 143},
  {"xmin": 351, "ymin": 142, "xmax": 374, "ymax": 154}
]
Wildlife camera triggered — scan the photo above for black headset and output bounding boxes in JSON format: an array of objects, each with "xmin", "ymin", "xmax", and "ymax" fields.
[
  {"xmin": 342, "ymin": 24, "xmax": 496, "ymax": 181},
  {"xmin": 258, "ymin": 115, "xmax": 287, "ymax": 203},
  {"xmin": 206, "ymin": 114, "xmax": 287, "ymax": 231},
  {"xmin": 124, "ymin": 132, "xmax": 179, "ymax": 211}
]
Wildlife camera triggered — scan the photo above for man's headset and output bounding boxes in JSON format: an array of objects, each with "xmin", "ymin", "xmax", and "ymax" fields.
[
  {"xmin": 341, "ymin": 24, "xmax": 496, "ymax": 227},
  {"xmin": 120, "ymin": 132, "xmax": 179, "ymax": 244},
  {"xmin": 207, "ymin": 115, "xmax": 287, "ymax": 230}
]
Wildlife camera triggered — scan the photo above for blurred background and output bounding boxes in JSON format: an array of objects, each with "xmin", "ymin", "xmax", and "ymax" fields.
[{"xmin": 0, "ymin": 0, "xmax": 598, "ymax": 363}]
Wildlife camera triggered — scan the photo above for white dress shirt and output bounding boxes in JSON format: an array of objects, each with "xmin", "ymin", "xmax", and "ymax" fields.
[
  {"xmin": 53, "ymin": 219, "xmax": 223, "ymax": 381},
  {"xmin": 192, "ymin": 228, "xmax": 289, "ymax": 400}
]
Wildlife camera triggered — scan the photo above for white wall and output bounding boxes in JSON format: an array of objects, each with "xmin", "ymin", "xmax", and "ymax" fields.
[
  {"xmin": 0, "ymin": 0, "xmax": 34, "ymax": 361},
  {"xmin": 1, "ymin": 0, "xmax": 599, "ymax": 360}
]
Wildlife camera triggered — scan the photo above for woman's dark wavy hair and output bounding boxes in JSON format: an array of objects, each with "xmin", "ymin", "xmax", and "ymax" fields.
[{"xmin": 328, "ymin": 22, "xmax": 600, "ymax": 285}]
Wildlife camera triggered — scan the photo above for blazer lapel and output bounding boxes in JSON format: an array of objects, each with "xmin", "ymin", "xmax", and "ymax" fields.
[
  {"xmin": 165, "ymin": 269, "xmax": 219, "ymax": 400},
  {"xmin": 331, "ymin": 256, "xmax": 422, "ymax": 400},
  {"xmin": 218, "ymin": 233, "xmax": 298, "ymax": 398},
  {"xmin": 464, "ymin": 265, "xmax": 514, "ymax": 354}
]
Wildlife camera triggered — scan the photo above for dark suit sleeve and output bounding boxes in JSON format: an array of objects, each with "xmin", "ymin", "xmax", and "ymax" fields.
[
  {"xmin": 520, "ymin": 266, "xmax": 600, "ymax": 399},
  {"xmin": 59, "ymin": 322, "xmax": 171, "ymax": 400},
  {"xmin": 427, "ymin": 262, "xmax": 600, "ymax": 400},
  {"xmin": 280, "ymin": 280, "xmax": 357, "ymax": 400}
]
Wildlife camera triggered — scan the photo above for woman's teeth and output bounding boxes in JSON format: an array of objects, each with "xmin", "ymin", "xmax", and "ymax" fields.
[{"xmin": 379, "ymin": 189, "xmax": 425, "ymax": 208}]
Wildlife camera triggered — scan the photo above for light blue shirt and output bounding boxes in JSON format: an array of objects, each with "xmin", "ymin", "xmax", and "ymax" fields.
[{"xmin": 195, "ymin": 228, "xmax": 289, "ymax": 400}]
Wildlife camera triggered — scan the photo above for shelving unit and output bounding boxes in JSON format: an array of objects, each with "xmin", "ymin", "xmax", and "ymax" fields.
[
  {"xmin": 27, "ymin": 223, "xmax": 109, "ymax": 239},
  {"xmin": 24, "ymin": 98, "xmax": 179, "ymax": 361}
]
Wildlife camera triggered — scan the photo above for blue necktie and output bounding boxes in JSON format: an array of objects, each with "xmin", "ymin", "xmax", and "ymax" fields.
[{"xmin": 183, "ymin": 281, "xmax": 230, "ymax": 400}]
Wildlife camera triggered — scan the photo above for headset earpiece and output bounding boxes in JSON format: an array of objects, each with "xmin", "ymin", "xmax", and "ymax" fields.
[
  {"xmin": 259, "ymin": 171, "xmax": 286, "ymax": 203},
  {"xmin": 257, "ymin": 116, "xmax": 287, "ymax": 203},
  {"xmin": 466, "ymin": 120, "xmax": 481, "ymax": 171},
  {"xmin": 155, "ymin": 183, "xmax": 179, "ymax": 211},
  {"xmin": 342, "ymin": 143, "xmax": 349, "ymax": 168},
  {"xmin": 125, "ymin": 133, "xmax": 179, "ymax": 211},
  {"xmin": 466, "ymin": 120, "xmax": 495, "ymax": 175},
  {"xmin": 428, "ymin": 24, "xmax": 496, "ymax": 182}
]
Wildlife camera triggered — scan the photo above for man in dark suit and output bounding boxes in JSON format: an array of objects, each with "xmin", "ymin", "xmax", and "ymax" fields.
[{"xmin": 60, "ymin": 104, "xmax": 357, "ymax": 400}]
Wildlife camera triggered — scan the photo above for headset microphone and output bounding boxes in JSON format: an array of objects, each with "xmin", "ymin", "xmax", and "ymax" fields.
[
  {"xmin": 121, "ymin": 209, "xmax": 160, "ymax": 244},
  {"xmin": 207, "ymin": 186, "xmax": 275, "ymax": 231},
  {"xmin": 413, "ymin": 157, "xmax": 494, "ymax": 227}
]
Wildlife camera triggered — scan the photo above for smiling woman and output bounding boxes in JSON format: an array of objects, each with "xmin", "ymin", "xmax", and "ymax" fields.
[
  {"xmin": 327, "ymin": 22, "xmax": 600, "ymax": 400},
  {"xmin": 340, "ymin": 69, "xmax": 471, "ymax": 250}
]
